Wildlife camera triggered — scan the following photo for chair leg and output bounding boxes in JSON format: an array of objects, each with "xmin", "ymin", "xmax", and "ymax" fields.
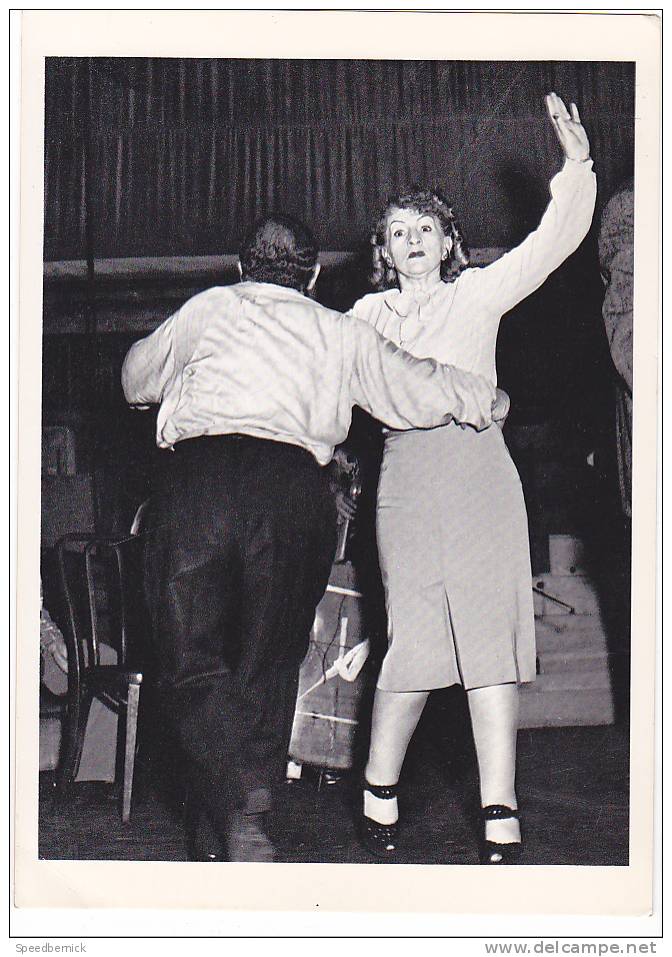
[
  {"xmin": 55, "ymin": 695, "xmax": 92, "ymax": 801},
  {"xmin": 121, "ymin": 683, "xmax": 141, "ymax": 823}
]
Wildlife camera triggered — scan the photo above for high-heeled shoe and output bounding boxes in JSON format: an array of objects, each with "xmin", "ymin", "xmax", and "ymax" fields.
[
  {"xmin": 479, "ymin": 804, "xmax": 522, "ymax": 865},
  {"xmin": 359, "ymin": 780, "xmax": 399, "ymax": 858}
]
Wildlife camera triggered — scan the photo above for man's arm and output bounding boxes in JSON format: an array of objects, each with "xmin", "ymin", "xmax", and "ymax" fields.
[
  {"xmin": 121, "ymin": 312, "xmax": 178, "ymax": 406},
  {"xmin": 602, "ymin": 247, "xmax": 633, "ymax": 392},
  {"xmin": 599, "ymin": 187, "xmax": 634, "ymax": 394},
  {"xmin": 349, "ymin": 319, "xmax": 495, "ymax": 432}
]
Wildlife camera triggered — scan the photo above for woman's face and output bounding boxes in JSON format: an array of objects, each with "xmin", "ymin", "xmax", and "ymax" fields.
[{"xmin": 384, "ymin": 207, "xmax": 450, "ymax": 283}]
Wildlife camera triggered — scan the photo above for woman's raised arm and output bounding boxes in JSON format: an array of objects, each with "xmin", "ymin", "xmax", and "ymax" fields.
[{"xmin": 466, "ymin": 93, "xmax": 596, "ymax": 319}]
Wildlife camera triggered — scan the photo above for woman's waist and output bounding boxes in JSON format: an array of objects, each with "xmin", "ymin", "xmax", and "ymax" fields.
[
  {"xmin": 382, "ymin": 420, "xmax": 508, "ymax": 459},
  {"xmin": 383, "ymin": 419, "xmax": 495, "ymax": 441},
  {"xmin": 378, "ymin": 423, "xmax": 516, "ymax": 496}
]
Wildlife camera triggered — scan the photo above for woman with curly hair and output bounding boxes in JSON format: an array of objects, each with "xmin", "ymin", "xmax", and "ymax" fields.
[{"xmin": 350, "ymin": 92, "xmax": 596, "ymax": 863}]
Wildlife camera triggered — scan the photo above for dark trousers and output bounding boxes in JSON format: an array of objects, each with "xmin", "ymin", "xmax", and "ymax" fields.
[{"xmin": 144, "ymin": 435, "xmax": 336, "ymax": 834}]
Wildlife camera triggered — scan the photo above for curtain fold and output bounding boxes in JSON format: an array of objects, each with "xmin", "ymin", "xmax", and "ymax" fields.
[{"xmin": 44, "ymin": 58, "xmax": 635, "ymax": 261}]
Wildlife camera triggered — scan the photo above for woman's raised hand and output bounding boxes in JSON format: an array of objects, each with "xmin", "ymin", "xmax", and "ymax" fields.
[{"xmin": 545, "ymin": 91, "xmax": 590, "ymax": 162}]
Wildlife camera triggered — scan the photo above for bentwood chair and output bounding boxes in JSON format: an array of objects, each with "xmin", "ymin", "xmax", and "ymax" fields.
[{"xmin": 54, "ymin": 518, "xmax": 147, "ymax": 822}]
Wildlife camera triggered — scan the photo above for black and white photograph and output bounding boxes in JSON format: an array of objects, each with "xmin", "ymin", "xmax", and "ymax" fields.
[{"xmin": 13, "ymin": 9, "xmax": 660, "ymax": 926}]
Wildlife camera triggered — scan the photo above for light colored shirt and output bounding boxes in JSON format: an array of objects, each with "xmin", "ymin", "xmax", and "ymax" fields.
[
  {"xmin": 598, "ymin": 180, "xmax": 633, "ymax": 518},
  {"xmin": 598, "ymin": 180, "xmax": 633, "ymax": 392},
  {"xmin": 121, "ymin": 280, "xmax": 495, "ymax": 465},
  {"xmin": 350, "ymin": 158, "xmax": 597, "ymax": 385}
]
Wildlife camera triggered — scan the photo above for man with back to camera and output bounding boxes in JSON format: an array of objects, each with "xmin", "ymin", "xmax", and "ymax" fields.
[{"xmin": 122, "ymin": 213, "xmax": 501, "ymax": 862}]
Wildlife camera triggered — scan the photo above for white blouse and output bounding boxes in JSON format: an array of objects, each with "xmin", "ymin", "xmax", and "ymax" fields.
[
  {"xmin": 122, "ymin": 280, "xmax": 495, "ymax": 463},
  {"xmin": 350, "ymin": 158, "xmax": 597, "ymax": 385}
]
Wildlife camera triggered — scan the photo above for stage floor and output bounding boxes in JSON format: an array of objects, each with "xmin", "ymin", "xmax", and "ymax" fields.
[{"xmin": 39, "ymin": 721, "xmax": 629, "ymax": 866}]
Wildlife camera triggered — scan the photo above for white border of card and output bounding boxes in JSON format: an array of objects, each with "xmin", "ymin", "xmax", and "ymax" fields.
[{"xmin": 12, "ymin": 7, "xmax": 661, "ymax": 940}]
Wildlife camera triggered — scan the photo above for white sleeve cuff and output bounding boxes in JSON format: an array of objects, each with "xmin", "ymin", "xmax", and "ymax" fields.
[{"xmin": 564, "ymin": 156, "xmax": 594, "ymax": 168}]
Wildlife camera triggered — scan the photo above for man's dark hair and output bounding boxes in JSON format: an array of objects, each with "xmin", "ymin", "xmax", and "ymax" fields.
[{"xmin": 239, "ymin": 214, "xmax": 318, "ymax": 290}]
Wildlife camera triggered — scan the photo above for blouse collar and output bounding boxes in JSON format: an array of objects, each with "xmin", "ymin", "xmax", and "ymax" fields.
[{"xmin": 383, "ymin": 282, "xmax": 445, "ymax": 319}]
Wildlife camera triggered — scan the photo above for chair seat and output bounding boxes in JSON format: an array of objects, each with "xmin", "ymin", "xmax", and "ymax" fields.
[
  {"xmin": 86, "ymin": 666, "xmax": 143, "ymax": 691},
  {"xmin": 85, "ymin": 669, "xmax": 143, "ymax": 713}
]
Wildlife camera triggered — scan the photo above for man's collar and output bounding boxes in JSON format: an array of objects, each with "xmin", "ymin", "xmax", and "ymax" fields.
[{"xmin": 237, "ymin": 280, "xmax": 308, "ymax": 302}]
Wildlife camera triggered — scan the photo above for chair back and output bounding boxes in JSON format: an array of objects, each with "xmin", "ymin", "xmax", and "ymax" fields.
[
  {"xmin": 116, "ymin": 534, "xmax": 150, "ymax": 668},
  {"xmin": 54, "ymin": 501, "xmax": 151, "ymax": 686},
  {"xmin": 85, "ymin": 534, "xmax": 148, "ymax": 669},
  {"xmin": 55, "ymin": 536, "xmax": 99, "ymax": 704}
]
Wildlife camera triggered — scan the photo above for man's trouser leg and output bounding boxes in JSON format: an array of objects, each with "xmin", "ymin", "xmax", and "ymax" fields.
[{"xmin": 144, "ymin": 435, "xmax": 336, "ymax": 842}]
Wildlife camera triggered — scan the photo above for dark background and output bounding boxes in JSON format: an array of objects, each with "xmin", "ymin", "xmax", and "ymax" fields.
[
  {"xmin": 41, "ymin": 57, "xmax": 634, "ymax": 580},
  {"xmin": 43, "ymin": 58, "xmax": 634, "ymax": 257},
  {"xmin": 38, "ymin": 58, "xmax": 635, "ymax": 863}
]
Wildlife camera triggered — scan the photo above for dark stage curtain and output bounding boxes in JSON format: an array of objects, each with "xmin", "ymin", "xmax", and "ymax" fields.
[
  {"xmin": 41, "ymin": 57, "xmax": 634, "ymax": 564},
  {"xmin": 44, "ymin": 58, "xmax": 635, "ymax": 262}
]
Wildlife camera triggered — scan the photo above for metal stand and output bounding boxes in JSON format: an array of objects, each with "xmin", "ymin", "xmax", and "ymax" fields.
[{"xmin": 532, "ymin": 584, "xmax": 575, "ymax": 614}]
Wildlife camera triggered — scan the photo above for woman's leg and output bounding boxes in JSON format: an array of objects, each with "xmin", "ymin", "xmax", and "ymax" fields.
[
  {"xmin": 466, "ymin": 682, "xmax": 521, "ymax": 844},
  {"xmin": 364, "ymin": 687, "xmax": 429, "ymax": 824}
]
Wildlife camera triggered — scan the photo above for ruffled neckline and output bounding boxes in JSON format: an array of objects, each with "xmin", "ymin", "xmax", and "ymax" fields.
[{"xmin": 382, "ymin": 281, "xmax": 449, "ymax": 319}]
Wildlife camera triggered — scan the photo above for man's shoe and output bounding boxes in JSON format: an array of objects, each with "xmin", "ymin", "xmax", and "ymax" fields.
[
  {"xmin": 226, "ymin": 810, "xmax": 276, "ymax": 862},
  {"xmin": 185, "ymin": 805, "xmax": 226, "ymax": 862}
]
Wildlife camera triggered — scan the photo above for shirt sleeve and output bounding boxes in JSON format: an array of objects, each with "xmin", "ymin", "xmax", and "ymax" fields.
[
  {"xmin": 121, "ymin": 311, "xmax": 179, "ymax": 405},
  {"xmin": 601, "ymin": 246, "xmax": 633, "ymax": 392},
  {"xmin": 348, "ymin": 318, "xmax": 495, "ymax": 431},
  {"xmin": 347, "ymin": 299, "xmax": 367, "ymax": 321},
  {"xmin": 599, "ymin": 186, "xmax": 634, "ymax": 392},
  {"xmin": 472, "ymin": 158, "xmax": 597, "ymax": 317}
]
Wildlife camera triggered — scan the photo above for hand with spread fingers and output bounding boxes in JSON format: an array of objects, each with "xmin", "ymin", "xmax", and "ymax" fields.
[{"xmin": 545, "ymin": 91, "xmax": 591, "ymax": 162}]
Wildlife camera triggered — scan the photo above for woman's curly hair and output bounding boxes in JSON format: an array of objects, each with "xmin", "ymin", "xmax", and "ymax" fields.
[
  {"xmin": 239, "ymin": 214, "xmax": 318, "ymax": 291},
  {"xmin": 370, "ymin": 186, "xmax": 470, "ymax": 290}
]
